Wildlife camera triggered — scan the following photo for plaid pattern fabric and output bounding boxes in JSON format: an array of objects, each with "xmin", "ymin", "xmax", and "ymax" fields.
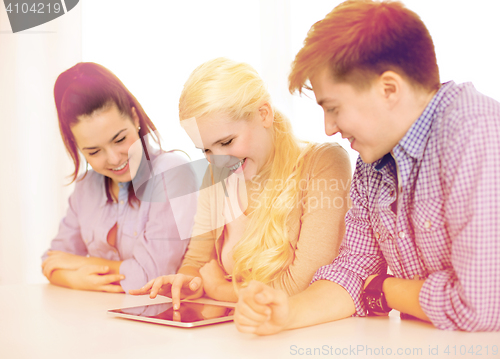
[{"xmin": 312, "ymin": 81, "xmax": 500, "ymax": 331}]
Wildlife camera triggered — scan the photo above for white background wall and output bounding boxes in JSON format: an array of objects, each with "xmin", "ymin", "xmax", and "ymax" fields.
[
  {"xmin": 1, "ymin": 0, "xmax": 499, "ymax": 285},
  {"xmin": 0, "ymin": 2, "xmax": 81, "ymax": 285},
  {"xmin": 81, "ymin": 0, "xmax": 500, "ymax": 166}
]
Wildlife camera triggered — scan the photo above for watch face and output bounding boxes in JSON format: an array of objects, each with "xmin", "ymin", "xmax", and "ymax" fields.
[
  {"xmin": 367, "ymin": 296, "xmax": 380, "ymax": 310},
  {"xmin": 365, "ymin": 294, "xmax": 387, "ymax": 314}
]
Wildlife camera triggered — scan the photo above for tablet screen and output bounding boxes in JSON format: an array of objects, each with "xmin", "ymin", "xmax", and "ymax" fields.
[{"xmin": 108, "ymin": 302, "xmax": 235, "ymax": 328}]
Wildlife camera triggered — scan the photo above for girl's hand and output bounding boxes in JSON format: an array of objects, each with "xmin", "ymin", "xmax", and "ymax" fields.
[
  {"xmin": 69, "ymin": 265, "xmax": 125, "ymax": 293},
  {"xmin": 129, "ymin": 274, "xmax": 204, "ymax": 310},
  {"xmin": 235, "ymin": 280, "xmax": 290, "ymax": 335},
  {"xmin": 42, "ymin": 251, "xmax": 89, "ymax": 278},
  {"xmin": 199, "ymin": 259, "xmax": 231, "ymax": 300}
]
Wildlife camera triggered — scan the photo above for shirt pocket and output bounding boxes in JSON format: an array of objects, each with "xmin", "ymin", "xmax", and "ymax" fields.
[
  {"xmin": 412, "ymin": 196, "xmax": 451, "ymax": 271},
  {"xmin": 122, "ymin": 220, "xmax": 140, "ymax": 239}
]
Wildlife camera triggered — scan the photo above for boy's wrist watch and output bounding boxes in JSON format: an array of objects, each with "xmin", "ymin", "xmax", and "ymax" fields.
[{"xmin": 363, "ymin": 274, "xmax": 394, "ymax": 315}]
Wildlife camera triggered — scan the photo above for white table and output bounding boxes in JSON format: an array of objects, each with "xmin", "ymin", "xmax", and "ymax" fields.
[{"xmin": 1, "ymin": 284, "xmax": 498, "ymax": 359}]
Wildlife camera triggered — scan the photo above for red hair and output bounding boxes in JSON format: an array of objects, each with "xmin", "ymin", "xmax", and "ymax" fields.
[
  {"xmin": 54, "ymin": 62, "xmax": 161, "ymax": 206},
  {"xmin": 289, "ymin": 0, "xmax": 440, "ymax": 93}
]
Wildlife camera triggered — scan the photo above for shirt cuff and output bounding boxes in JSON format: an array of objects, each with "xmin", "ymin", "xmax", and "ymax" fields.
[
  {"xmin": 311, "ymin": 264, "xmax": 366, "ymax": 317},
  {"xmin": 119, "ymin": 259, "xmax": 148, "ymax": 294}
]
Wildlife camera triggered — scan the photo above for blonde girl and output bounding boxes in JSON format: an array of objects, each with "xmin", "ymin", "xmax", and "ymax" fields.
[{"xmin": 130, "ymin": 58, "xmax": 351, "ymax": 308}]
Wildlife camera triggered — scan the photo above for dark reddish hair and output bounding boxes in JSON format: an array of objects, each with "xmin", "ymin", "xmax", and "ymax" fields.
[
  {"xmin": 289, "ymin": 0, "xmax": 440, "ymax": 93},
  {"xmin": 54, "ymin": 62, "xmax": 161, "ymax": 205}
]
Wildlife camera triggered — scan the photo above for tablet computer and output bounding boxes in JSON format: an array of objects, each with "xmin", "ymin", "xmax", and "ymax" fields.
[{"xmin": 108, "ymin": 302, "xmax": 235, "ymax": 328}]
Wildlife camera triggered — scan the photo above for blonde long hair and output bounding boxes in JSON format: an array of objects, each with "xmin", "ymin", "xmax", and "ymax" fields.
[{"xmin": 179, "ymin": 58, "xmax": 313, "ymax": 287}]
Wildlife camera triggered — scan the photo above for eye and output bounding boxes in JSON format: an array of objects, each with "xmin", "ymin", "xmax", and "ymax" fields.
[
  {"xmin": 221, "ymin": 139, "xmax": 233, "ymax": 146},
  {"xmin": 326, "ymin": 107, "xmax": 337, "ymax": 113},
  {"xmin": 202, "ymin": 148, "xmax": 210, "ymax": 154},
  {"xmin": 89, "ymin": 150, "xmax": 100, "ymax": 156},
  {"xmin": 116, "ymin": 136, "xmax": 126, "ymax": 143}
]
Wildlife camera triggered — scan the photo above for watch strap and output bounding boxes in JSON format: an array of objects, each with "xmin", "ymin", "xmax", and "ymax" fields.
[{"xmin": 363, "ymin": 274, "xmax": 394, "ymax": 315}]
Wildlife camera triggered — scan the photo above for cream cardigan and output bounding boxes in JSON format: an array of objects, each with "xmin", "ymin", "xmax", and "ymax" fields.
[{"xmin": 180, "ymin": 143, "xmax": 351, "ymax": 296}]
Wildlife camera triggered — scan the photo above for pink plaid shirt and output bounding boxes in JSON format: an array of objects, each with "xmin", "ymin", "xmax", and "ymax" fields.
[{"xmin": 312, "ymin": 81, "xmax": 500, "ymax": 331}]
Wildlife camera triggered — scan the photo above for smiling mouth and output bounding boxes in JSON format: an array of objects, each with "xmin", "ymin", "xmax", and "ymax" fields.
[
  {"xmin": 341, "ymin": 134, "xmax": 354, "ymax": 144},
  {"xmin": 111, "ymin": 160, "xmax": 128, "ymax": 171},
  {"xmin": 229, "ymin": 158, "xmax": 246, "ymax": 171}
]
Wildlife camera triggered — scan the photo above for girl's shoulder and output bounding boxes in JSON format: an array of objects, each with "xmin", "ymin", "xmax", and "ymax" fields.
[
  {"xmin": 74, "ymin": 169, "xmax": 104, "ymax": 193},
  {"xmin": 71, "ymin": 170, "xmax": 106, "ymax": 207},
  {"xmin": 302, "ymin": 142, "xmax": 350, "ymax": 171}
]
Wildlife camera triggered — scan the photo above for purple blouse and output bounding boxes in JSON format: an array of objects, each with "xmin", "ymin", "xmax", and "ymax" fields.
[{"xmin": 43, "ymin": 150, "xmax": 198, "ymax": 293}]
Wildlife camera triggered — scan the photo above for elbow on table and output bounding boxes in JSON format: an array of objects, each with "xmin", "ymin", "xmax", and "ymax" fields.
[{"xmin": 432, "ymin": 305, "xmax": 500, "ymax": 332}]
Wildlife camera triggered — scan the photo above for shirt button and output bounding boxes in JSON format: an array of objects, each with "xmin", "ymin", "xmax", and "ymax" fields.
[
  {"xmin": 424, "ymin": 220, "xmax": 432, "ymax": 229},
  {"xmin": 398, "ymin": 231, "xmax": 405, "ymax": 239},
  {"xmin": 374, "ymin": 232, "xmax": 380, "ymax": 239},
  {"xmin": 84, "ymin": 238, "xmax": 88, "ymax": 243},
  {"xmin": 390, "ymin": 190, "xmax": 395, "ymax": 197},
  {"xmin": 133, "ymin": 231, "xmax": 137, "ymax": 236},
  {"xmin": 120, "ymin": 200, "xmax": 124, "ymax": 205}
]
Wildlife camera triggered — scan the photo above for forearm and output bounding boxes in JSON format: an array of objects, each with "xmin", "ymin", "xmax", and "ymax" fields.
[
  {"xmin": 286, "ymin": 280, "xmax": 356, "ymax": 330},
  {"xmin": 383, "ymin": 278, "xmax": 430, "ymax": 322},
  {"xmin": 208, "ymin": 280, "xmax": 238, "ymax": 302},
  {"xmin": 84, "ymin": 257, "xmax": 122, "ymax": 275},
  {"xmin": 48, "ymin": 269, "xmax": 76, "ymax": 289},
  {"xmin": 46, "ymin": 262, "xmax": 125, "ymax": 293},
  {"xmin": 178, "ymin": 265, "xmax": 201, "ymax": 277}
]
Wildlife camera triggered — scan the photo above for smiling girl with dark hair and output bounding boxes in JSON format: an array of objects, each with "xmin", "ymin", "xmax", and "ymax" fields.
[{"xmin": 42, "ymin": 62, "xmax": 197, "ymax": 293}]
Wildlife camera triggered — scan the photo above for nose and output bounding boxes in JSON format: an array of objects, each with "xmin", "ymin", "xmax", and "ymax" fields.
[
  {"xmin": 107, "ymin": 148, "xmax": 122, "ymax": 167},
  {"xmin": 324, "ymin": 117, "xmax": 340, "ymax": 137}
]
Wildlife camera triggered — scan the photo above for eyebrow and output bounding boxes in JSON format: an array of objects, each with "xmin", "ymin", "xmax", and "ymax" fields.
[
  {"xmin": 194, "ymin": 135, "xmax": 234, "ymax": 150},
  {"xmin": 317, "ymin": 98, "xmax": 331, "ymax": 107},
  {"xmin": 82, "ymin": 129, "xmax": 127, "ymax": 150}
]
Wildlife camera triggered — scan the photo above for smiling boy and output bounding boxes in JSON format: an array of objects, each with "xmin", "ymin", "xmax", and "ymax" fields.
[{"xmin": 234, "ymin": 0, "xmax": 500, "ymax": 334}]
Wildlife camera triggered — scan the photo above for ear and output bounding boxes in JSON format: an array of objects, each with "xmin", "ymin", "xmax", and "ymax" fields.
[
  {"xmin": 131, "ymin": 107, "xmax": 140, "ymax": 128},
  {"xmin": 258, "ymin": 102, "xmax": 274, "ymax": 128},
  {"xmin": 378, "ymin": 71, "xmax": 403, "ymax": 108}
]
